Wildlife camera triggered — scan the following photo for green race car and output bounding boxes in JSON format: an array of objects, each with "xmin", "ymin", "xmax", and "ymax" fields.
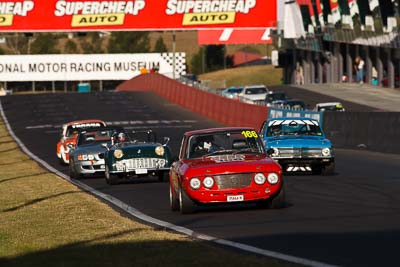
[{"xmin": 103, "ymin": 130, "xmax": 172, "ymax": 185}]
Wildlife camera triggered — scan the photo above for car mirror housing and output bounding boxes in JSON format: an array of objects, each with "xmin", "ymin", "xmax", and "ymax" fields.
[
  {"xmin": 266, "ymin": 148, "xmax": 275, "ymax": 156},
  {"xmin": 101, "ymin": 143, "xmax": 109, "ymax": 150},
  {"xmin": 163, "ymin": 137, "xmax": 170, "ymax": 146}
]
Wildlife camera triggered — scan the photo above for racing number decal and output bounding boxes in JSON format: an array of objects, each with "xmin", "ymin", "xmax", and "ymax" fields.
[{"xmin": 241, "ymin": 130, "xmax": 258, "ymax": 138}]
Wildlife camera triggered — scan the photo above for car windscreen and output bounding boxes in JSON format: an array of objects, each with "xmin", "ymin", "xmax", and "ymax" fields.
[
  {"xmin": 318, "ymin": 104, "xmax": 344, "ymax": 111},
  {"xmin": 186, "ymin": 130, "xmax": 265, "ymax": 159},
  {"xmin": 266, "ymin": 93, "xmax": 287, "ymax": 102},
  {"xmin": 66, "ymin": 122, "xmax": 105, "ymax": 137},
  {"xmin": 228, "ymin": 88, "xmax": 243, "ymax": 93},
  {"xmin": 77, "ymin": 129, "xmax": 121, "ymax": 146},
  {"xmin": 129, "ymin": 130, "xmax": 157, "ymax": 143},
  {"xmin": 245, "ymin": 87, "xmax": 267, "ymax": 95},
  {"xmin": 286, "ymin": 101, "xmax": 305, "ymax": 110},
  {"xmin": 267, "ymin": 120, "xmax": 323, "ymax": 137}
]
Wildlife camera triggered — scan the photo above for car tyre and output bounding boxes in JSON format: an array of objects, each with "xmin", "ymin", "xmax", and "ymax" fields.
[
  {"xmin": 179, "ymin": 188, "xmax": 195, "ymax": 214},
  {"xmin": 105, "ymin": 165, "xmax": 119, "ymax": 185},
  {"xmin": 170, "ymin": 186, "xmax": 179, "ymax": 211},
  {"xmin": 69, "ymin": 160, "xmax": 82, "ymax": 179},
  {"xmin": 322, "ymin": 162, "xmax": 335, "ymax": 176},
  {"xmin": 158, "ymin": 171, "xmax": 168, "ymax": 182},
  {"xmin": 269, "ymin": 184, "xmax": 286, "ymax": 209},
  {"xmin": 256, "ymin": 199, "xmax": 270, "ymax": 209}
]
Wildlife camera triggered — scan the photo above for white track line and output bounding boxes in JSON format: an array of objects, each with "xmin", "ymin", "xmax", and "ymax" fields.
[{"xmin": 0, "ymin": 100, "xmax": 338, "ymax": 267}]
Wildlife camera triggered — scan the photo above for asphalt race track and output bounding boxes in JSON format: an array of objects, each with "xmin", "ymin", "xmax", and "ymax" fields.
[{"xmin": 2, "ymin": 90, "xmax": 400, "ymax": 267}]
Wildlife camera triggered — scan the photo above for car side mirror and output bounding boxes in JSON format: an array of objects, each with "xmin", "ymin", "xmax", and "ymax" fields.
[
  {"xmin": 67, "ymin": 144, "xmax": 74, "ymax": 149},
  {"xmin": 101, "ymin": 143, "xmax": 109, "ymax": 150},
  {"xmin": 163, "ymin": 137, "xmax": 170, "ymax": 146},
  {"xmin": 266, "ymin": 148, "xmax": 275, "ymax": 156}
]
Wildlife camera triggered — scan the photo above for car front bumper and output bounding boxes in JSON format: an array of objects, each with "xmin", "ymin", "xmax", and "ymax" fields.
[
  {"xmin": 273, "ymin": 157, "xmax": 334, "ymax": 172},
  {"xmin": 76, "ymin": 160, "xmax": 105, "ymax": 175}
]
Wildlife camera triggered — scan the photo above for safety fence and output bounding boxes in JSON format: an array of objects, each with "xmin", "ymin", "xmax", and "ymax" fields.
[{"xmin": 116, "ymin": 73, "xmax": 268, "ymax": 130}]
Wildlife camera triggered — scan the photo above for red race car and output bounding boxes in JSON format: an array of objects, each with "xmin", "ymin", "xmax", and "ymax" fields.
[
  {"xmin": 169, "ymin": 127, "xmax": 285, "ymax": 214},
  {"xmin": 56, "ymin": 119, "xmax": 106, "ymax": 164}
]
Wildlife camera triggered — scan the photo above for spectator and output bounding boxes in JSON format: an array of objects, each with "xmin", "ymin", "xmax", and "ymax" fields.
[
  {"xmin": 372, "ymin": 66, "xmax": 378, "ymax": 85},
  {"xmin": 295, "ymin": 62, "xmax": 304, "ymax": 85},
  {"xmin": 355, "ymin": 56, "xmax": 365, "ymax": 84},
  {"xmin": 0, "ymin": 85, "xmax": 6, "ymax": 96}
]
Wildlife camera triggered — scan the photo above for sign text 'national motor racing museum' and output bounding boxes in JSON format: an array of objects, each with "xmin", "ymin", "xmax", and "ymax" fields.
[{"xmin": 0, "ymin": 53, "xmax": 186, "ymax": 81}]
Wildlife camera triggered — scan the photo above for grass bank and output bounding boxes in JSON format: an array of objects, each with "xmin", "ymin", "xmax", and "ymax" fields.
[
  {"xmin": 0, "ymin": 117, "xmax": 299, "ymax": 267},
  {"xmin": 198, "ymin": 65, "xmax": 283, "ymax": 89}
]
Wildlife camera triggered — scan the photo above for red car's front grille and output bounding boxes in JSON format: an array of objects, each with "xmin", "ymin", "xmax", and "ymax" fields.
[{"xmin": 213, "ymin": 173, "xmax": 253, "ymax": 189}]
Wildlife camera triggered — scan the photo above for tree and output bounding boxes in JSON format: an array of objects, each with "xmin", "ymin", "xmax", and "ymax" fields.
[
  {"xmin": 5, "ymin": 33, "xmax": 29, "ymax": 54},
  {"xmin": 107, "ymin": 31, "xmax": 150, "ymax": 53},
  {"xmin": 30, "ymin": 33, "xmax": 60, "ymax": 54},
  {"xmin": 64, "ymin": 39, "xmax": 78, "ymax": 54},
  {"xmin": 153, "ymin": 36, "xmax": 168, "ymax": 52},
  {"xmin": 190, "ymin": 47, "xmax": 206, "ymax": 75},
  {"xmin": 205, "ymin": 45, "xmax": 225, "ymax": 71},
  {"xmin": 80, "ymin": 32, "xmax": 104, "ymax": 54}
]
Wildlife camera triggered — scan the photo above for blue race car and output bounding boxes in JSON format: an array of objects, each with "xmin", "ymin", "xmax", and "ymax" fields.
[{"xmin": 260, "ymin": 117, "xmax": 335, "ymax": 175}]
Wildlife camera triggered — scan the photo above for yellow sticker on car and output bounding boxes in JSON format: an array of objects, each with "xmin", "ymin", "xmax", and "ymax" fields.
[{"xmin": 241, "ymin": 130, "xmax": 258, "ymax": 138}]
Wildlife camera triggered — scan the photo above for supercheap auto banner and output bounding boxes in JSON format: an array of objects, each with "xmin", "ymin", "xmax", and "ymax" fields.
[{"xmin": 0, "ymin": 0, "xmax": 276, "ymax": 32}]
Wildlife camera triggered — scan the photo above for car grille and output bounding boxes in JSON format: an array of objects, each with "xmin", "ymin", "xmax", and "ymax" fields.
[
  {"xmin": 275, "ymin": 147, "xmax": 323, "ymax": 158},
  {"xmin": 213, "ymin": 173, "xmax": 253, "ymax": 190},
  {"xmin": 115, "ymin": 158, "xmax": 166, "ymax": 171}
]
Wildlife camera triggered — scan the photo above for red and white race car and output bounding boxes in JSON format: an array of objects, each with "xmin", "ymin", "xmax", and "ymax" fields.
[
  {"xmin": 56, "ymin": 119, "xmax": 106, "ymax": 164},
  {"xmin": 169, "ymin": 127, "xmax": 285, "ymax": 214}
]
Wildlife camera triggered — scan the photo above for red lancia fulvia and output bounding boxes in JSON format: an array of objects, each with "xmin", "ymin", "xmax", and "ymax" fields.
[{"xmin": 169, "ymin": 127, "xmax": 285, "ymax": 214}]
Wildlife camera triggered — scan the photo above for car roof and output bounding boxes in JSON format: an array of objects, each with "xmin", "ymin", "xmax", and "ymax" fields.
[
  {"xmin": 285, "ymin": 99, "xmax": 304, "ymax": 103},
  {"xmin": 65, "ymin": 119, "xmax": 106, "ymax": 126},
  {"xmin": 268, "ymin": 91, "xmax": 286, "ymax": 95},
  {"xmin": 184, "ymin": 127, "xmax": 256, "ymax": 137},
  {"xmin": 316, "ymin": 102, "xmax": 342, "ymax": 107},
  {"xmin": 267, "ymin": 117, "xmax": 318, "ymax": 122},
  {"xmin": 243, "ymin": 84, "xmax": 267, "ymax": 89},
  {"xmin": 78, "ymin": 126, "xmax": 124, "ymax": 133}
]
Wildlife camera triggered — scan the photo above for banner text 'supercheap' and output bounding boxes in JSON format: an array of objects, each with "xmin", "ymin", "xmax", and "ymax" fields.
[{"xmin": 0, "ymin": 0, "xmax": 276, "ymax": 31}]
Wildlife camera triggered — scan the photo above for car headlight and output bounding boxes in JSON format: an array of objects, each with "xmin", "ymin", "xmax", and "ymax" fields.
[
  {"xmin": 267, "ymin": 173, "xmax": 279, "ymax": 184},
  {"xmin": 155, "ymin": 146, "xmax": 165, "ymax": 156},
  {"xmin": 272, "ymin": 148, "xmax": 279, "ymax": 157},
  {"xmin": 114, "ymin": 149, "xmax": 124, "ymax": 159},
  {"xmin": 322, "ymin": 148, "xmax": 331, "ymax": 157},
  {"xmin": 190, "ymin": 178, "xmax": 201, "ymax": 190},
  {"xmin": 203, "ymin": 176, "xmax": 214, "ymax": 188},
  {"xmin": 254, "ymin": 173, "xmax": 266, "ymax": 185},
  {"xmin": 88, "ymin": 154, "xmax": 95, "ymax": 160}
]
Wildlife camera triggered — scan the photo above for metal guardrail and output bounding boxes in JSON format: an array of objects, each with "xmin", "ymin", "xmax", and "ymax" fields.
[{"xmin": 176, "ymin": 76, "xmax": 224, "ymax": 94}]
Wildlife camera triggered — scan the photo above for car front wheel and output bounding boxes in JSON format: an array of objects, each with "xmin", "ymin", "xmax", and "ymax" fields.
[
  {"xmin": 170, "ymin": 186, "xmax": 179, "ymax": 211},
  {"xmin": 269, "ymin": 184, "xmax": 286, "ymax": 209},
  {"xmin": 322, "ymin": 162, "xmax": 335, "ymax": 176},
  {"xmin": 158, "ymin": 171, "xmax": 168, "ymax": 182},
  {"xmin": 69, "ymin": 160, "xmax": 81, "ymax": 179},
  {"xmin": 179, "ymin": 188, "xmax": 195, "ymax": 214},
  {"xmin": 105, "ymin": 165, "xmax": 119, "ymax": 185}
]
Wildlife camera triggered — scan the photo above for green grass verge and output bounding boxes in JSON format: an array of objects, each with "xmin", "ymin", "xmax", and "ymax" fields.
[
  {"xmin": 198, "ymin": 65, "xmax": 283, "ymax": 89},
  {"xmin": 0, "ymin": 117, "xmax": 300, "ymax": 267}
]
